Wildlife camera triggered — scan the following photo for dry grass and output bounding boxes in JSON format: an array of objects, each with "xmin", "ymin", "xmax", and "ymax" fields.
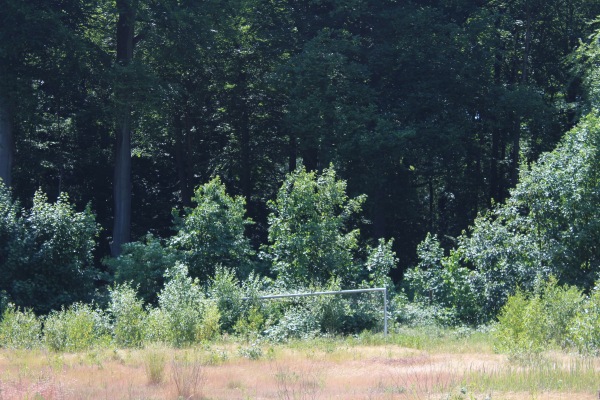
[{"xmin": 0, "ymin": 339, "xmax": 597, "ymax": 400}]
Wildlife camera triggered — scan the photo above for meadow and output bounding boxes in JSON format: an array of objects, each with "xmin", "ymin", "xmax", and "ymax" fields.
[{"xmin": 0, "ymin": 328, "xmax": 598, "ymax": 400}]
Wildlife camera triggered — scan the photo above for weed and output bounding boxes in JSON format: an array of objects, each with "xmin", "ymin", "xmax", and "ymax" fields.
[
  {"xmin": 143, "ymin": 346, "xmax": 167, "ymax": 385},
  {"xmin": 238, "ymin": 341, "xmax": 263, "ymax": 360},
  {"xmin": 274, "ymin": 363, "xmax": 324, "ymax": 400},
  {"xmin": 171, "ymin": 352, "xmax": 205, "ymax": 399}
]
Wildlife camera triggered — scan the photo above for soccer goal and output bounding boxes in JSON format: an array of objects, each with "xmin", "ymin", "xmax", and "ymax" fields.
[{"xmin": 246, "ymin": 287, "xmax": 388, "ymax": 336}]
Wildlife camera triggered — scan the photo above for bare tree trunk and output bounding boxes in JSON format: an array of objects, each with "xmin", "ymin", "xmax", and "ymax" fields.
[
  {"xmin": 0, "ymin": 95, "xmax": 12, "ymax": 188},
  {"xmin": 174, "ymin": 113, "xmax": 193, "ymax": 208},
  {"xmin": 111, "ymin": 0, "xmax": 135, "ymax": 257}
]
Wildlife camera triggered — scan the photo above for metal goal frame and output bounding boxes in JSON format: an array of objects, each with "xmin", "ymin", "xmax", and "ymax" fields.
[{"xmin": 245, "ymin": 287, "xmax": 388, "ymax": 336}]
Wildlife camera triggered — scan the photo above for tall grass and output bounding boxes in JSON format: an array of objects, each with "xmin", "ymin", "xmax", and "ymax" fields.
[
  {"xmin": 143, "ymin": 345, "xmax": 167, "ymax": 385},
  {"xmin": 468, "ymin": 357, "xmax": 600, "ymax": 393},
  {"xmin": 170, "ymin": 352, "xmax": 205, "ymax": 399}
]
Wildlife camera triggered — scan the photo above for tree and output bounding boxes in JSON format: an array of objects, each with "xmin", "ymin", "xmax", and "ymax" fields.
[
  {"xmin": 407, "ymin": 112, "xmax": 600, "ymax": 322},
  {"xmin": 0, "ymin": 0, "xmax": 99, "ymax": 190},
  {"xmin": 111, "ymin": 0, "xmax": 137, "ymax": 257},
  {"xmin": 0, "ymin": 187, "xmax": 100, "ymax": 314},
  {"xmin": 266, "ymin": 165, "xmax": 366, "ymax": 287},
  {"xmin": 169, "ymin": 177, "xmax": 254, "ymax": 281}
]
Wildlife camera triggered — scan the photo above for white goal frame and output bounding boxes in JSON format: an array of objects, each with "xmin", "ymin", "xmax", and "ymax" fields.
[{"xmin": 245, "ymin": 287, "xmax": 388, "ymax": 336}]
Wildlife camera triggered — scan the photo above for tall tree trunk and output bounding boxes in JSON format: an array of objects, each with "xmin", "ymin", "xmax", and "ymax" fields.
[
  {"xmin": 0, "ymin": 95, "xmax": 12, "ymax": 188},
  {"xmin": 237, "ymin": 72, "xmax": 252, "ymax": 210},
  {"xmin": 174, "ymin": 113, "xmax": 193, "ymax": 208},
  {"xmin": 111, "ymin": 0, "xmax": 135, "ymax": 257}
]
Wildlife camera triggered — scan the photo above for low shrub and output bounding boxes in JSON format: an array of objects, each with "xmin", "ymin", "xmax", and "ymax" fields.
[
  {"xmin": 0, "ymin": 305, "xmax": 41, "ymax": 349},
  {"xmin": 43, "ymin": 303, "xmax": 109, "ymax": 351},
  {"xmin": 539, "ymin": 277, "xmax": 584, "ymax": 347},
  {"xmin": 196, "ymin": 300, "xmax": 221, "ymax": 342},
  {"xmin": 568, "ymin": 283, "xmax": 600, "ymax": 355},
  {"xmin": 156, "ymin": 263, "xmax": 205, "ymax": 347},
  {"xmin": 264, "ymin": 304, "xmax": 320, "ymax": 342},
  {"xmin": 494, "ymin": 290, "xmax": 547, "ymax": 363},
  {"xmin": 107, "ymin": 283, "xmax": 146, "ymax": 348}
]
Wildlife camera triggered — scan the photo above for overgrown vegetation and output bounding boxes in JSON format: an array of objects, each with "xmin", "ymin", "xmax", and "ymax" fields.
[{"xmin": 1, "ymin": 111, "xmax": 600, "ymax": 359}]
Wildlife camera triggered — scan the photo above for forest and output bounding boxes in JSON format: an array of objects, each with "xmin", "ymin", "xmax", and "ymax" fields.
[{"xmin": 2, "ymin": 0, "xmax": 600, "ymax": 353}]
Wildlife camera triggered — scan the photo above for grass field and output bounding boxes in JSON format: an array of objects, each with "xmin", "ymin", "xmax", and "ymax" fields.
[{"xmin": 0, "ymin": 328, "xmax": 598, "ymax": 400}]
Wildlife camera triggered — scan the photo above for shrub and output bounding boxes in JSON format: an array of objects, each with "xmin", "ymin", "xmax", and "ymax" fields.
[
  {"xmin": 266, "ymin": 165, "xmax": 365, "ymax": 287},
  {"xmin": 196, "ymin": 300, "xmax": 221, "ymax": 342},
  {"xmin": 169, "ymin": 177, "xmax": 254, "ymax": 281},
  {"xmin": 105, "ymin": 234, "xmax": 177, "ymax": 306},
  {"xmin": 568, "ymin": 283, "xmax": 600, "ymax": 355},
  {"xmin": 43, "ymin": 303, "xmax": 109, "ymax": 352},
  {"xmin": 143, "ymin": 308, "xmax": 172, "ymax": 344},
  {"xmin": 405, "ymin": 234, "xmax": 485, "ymax": 325},
  {"xmin": 264, "ymin": 305, "xmax": 320, "ymax": 342},
  {"xmin": 539, "ymin": 277, "xmax": 584, "ymax": 347},
  {"xmin": 107, "ymin": 283, "xmax": 146, "ymax": 348},
  {"xmin": 494, "ymin": 290, "xmax": 548, "ymax": 363},
  {"xmin": 156, "ymin": 263, "xmax": 204, "ymax": 347},
  {"xmin": 233, "ymin": 306, "xmax": 265, "ymax": 340},
  {"xmin": 3, "ymin": 190, "xmax": 100, "ymax": 314},
  {"xmin": 208, "ymin": 267, "xmax": 245, "ymax": 332},
  {"xmin": 0, "ymin": 305, "xmax": 41, "ymax": 349}
]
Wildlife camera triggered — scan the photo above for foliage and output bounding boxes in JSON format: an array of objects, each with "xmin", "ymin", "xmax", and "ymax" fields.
[
  {"xmin": 105, "ymin": 234, "xmax": 177, "ymax": 306},
  {"xmin": 494, "ymin": 290, "xmax": 548, "ymax": 363},
  {"xmin": 266, "ymin": 165, "xmax": 366, "ymax": 287},
  {"xmin": 539, "ymin": 277, "xmax": 584, "ymax": 347},
  {"xmin": 107, "ymin": 283, "xmax": 146, "ymax": 348},
  {"xmin": 409, "ymin": 112, "xmax": 600, "ymax": 323},
  {"xmin": 4, "ymin": 0, "xmax": 600, "ymax": 307},
  {"xmin": 405, "ymin": 234, "xmax": 485, "ymax": 325},
  {"xmin": 0, "ymin": 305, "xmax": 41, "ymax": 349},
  {"xmin": 155, "ymin": 262, "xmax": 206, "ymax": 347},
  {"xmin": 363, "ymin": 238, "xmax": 397, "ymax": 288},
  {"xmin": 0, "ymin": 182, "xmax": 18, "ymax": 271},
  {"xmin": 568, "ymin": 283, "xmax": 600, "ymax": 355},
  {"xmin": 493, "ymin": 278, "xmax": 590, "ymax": 359},
  {"xmin": 1, "ymin": 190, "xmax": 100, "ymax": 314},
  {"xmin": 43, "ymin": 302, "xmax": 109, "ymax": 352},
  {"xmin": 264, "ymin": 304, "xmax": 321, "ymax": 342},
  {"xmin": 169, "ymin": 177, "xmax": 254, "ymax": 281},
  {"xmin": 196, "ymin": 300, "xmax": 221, "ymax": 342},
  {"xmin": 207, "ymin": 267, "xmax": 245, "ymax": 333}
]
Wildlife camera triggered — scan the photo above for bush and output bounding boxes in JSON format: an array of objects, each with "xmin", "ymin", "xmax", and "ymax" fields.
[
  {"xmin": 266, "ymin": 165, "xmax": 365, "ymax": 287},
  {"xmin": 0, "ymin": 305, "xmax": 41, "ymax": 349},
  {"xmin": 405, "ymin": 234, "xmax": 485, "ymax": 325},
  {"xmin": 43, "ymin": 303, "xmax": 109, "ymax": 352},
  {"xmin": 568, "ymin": 283, "xmax": 600, "ymax": 355},
  {"xmin": 196, "ymin": 300, "xmax": 221, "ymax": 342},
  {"xmin": 143, "ymin": 308, "xmax": 172, "ymax": 344},
  {"xmin": 169, "ymin": 177, "xmax": 254, "ymax": 282},
  {"xmin": 105, "ymin": 234, "xmax": 177, "ymax": 306},
  {"xmin": 107, "ymin": 283, "xmax": 146, "ymax": 348},
  {"xmin": 233, "ymin": 306, "xmax": 265, "ymax": 340},
  {"xmin": 208, "ymin": 267, "xmax": 245, "ymax": 332},
  {"xmin": 539, "ymin": 277, "xmax": 584, "ymax": 347},
  {"xmin": 3, "ymin": 190, "xmax": 100, "ymax": 314},
  {"xmin": 156, "ymin": 263, "xmax": 205, "ymax": 347},
  {"xmin": 264, "ymin": 304, "xmax": 320, "ymax": 342},
  {"xmin": 494, "ymin": 290, "xmax": 548, "ymax": 363}
]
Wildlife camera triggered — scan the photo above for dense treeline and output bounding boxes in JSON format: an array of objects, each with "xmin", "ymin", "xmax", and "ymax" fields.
[{"xmin": 2, "ymin": 0, "xmax": 600, "ymax": 330}]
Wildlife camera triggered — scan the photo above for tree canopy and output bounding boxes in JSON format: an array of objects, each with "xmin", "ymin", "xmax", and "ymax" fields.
[{"xmin": 2, "ymin": 0, "xmax": 600, "ymax": 316}]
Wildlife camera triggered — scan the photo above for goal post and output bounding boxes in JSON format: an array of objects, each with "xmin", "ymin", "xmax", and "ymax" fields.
[{"xmin": 244, "ymin": 287, "xmax": 388, "ymax": 336}]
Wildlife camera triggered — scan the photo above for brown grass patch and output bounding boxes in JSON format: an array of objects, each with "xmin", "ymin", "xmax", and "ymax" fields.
[{"xmin": 0, "ymin": 344, "xmax": 597, "ymax": 399}]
